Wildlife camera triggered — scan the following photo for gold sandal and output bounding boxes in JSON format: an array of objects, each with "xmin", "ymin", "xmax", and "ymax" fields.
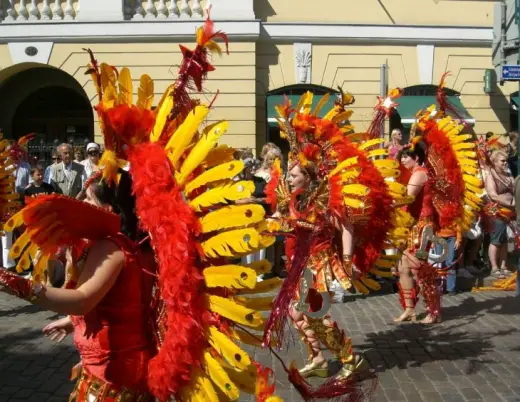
[
  {"xmin": 336, "ymin": 355, "xmax": 369, "ymax": 380},
  {"xmin": 299, "ymin": 360, "xmax": 329, "ymax": 378}
]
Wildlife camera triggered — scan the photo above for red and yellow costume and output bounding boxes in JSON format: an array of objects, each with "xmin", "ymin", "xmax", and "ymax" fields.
[
  {"xmin": 396, "ymin": 83, "xmax": 483, "ymax": 320},
  {"xmin": 0, "ymin": 16, "xmax": 283, "ymax": 402},
  {"xmin": 262, "ymin": 90, "xmax": 414, "ymax": 400}
]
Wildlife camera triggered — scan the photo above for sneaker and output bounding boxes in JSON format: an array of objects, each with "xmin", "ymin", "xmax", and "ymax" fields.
[
  {"xmin": 465, "ymin": 266, "xmax": 482, "ymax": 275},
  {"xmin": 457, "ymin": 268, "xmax": 474, "ymax": 279}
]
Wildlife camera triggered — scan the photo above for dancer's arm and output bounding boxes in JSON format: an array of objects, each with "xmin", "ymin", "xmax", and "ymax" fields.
[
  {"xmin": 35, "ymin": 240, "xmax": 124, "ymax": 315},
  {"xmin": 1, "ymin": 240, "xmax": 124, "ymax": 316},
  {"xmin": 407, "ymin": 169, "xmax": 427, "ymax": 197}
]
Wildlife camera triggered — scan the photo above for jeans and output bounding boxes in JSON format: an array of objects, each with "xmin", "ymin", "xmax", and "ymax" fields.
[{"xmin": 436, "ymin": 236, "xmax": 456, "ymax": 293}]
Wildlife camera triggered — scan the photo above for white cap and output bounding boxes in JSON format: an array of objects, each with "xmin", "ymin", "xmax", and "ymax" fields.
[{"xmin": 86, "ymin": 142, "xmax": 100, "ymax": 152}]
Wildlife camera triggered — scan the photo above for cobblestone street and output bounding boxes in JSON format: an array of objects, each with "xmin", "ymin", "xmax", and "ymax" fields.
[{"xmin": 0, "ymin": 290, "xmax": 519, "ymax": 402}]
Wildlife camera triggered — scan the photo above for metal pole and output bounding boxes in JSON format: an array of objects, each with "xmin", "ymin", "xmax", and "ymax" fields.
[{"xmin": 380, "ymin": 63, "xmax": 388, "ymax": 147}]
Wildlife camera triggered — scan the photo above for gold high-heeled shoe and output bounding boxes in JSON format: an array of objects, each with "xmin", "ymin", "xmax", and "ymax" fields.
[
  {"xmin": 299, "ymin": 360, "xmax": 329, "ymax": 378},
  {"xmin": 393, "ymin": 309, "xmax": 417, "ymax": 323},
  {"xmin": 336, "ymin": 355, "xmax": 369, "ymax": 380}
]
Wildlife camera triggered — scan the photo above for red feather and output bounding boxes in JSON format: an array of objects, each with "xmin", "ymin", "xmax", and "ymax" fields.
[{"xmin": 128, "ymin": 143, "xmax": 207, "ymax": 401}]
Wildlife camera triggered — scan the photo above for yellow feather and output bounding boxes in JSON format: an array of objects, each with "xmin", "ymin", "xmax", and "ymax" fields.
[
  {"xmin": 176, "ymin": 121, "xmax": 228, "ymax": 185},
  {"xmin": 387, "ymin": 181, "xmax": 407, "ymax": 196},
  {"xmin": 323, "ymin": 105, "xmax": 342, "ymax": 121},
  {"xmin": 203, "ymin": 145, "xmax": 237, "ymax": 169},
  {"xmin": 360, "ymin": 277, "xmax": 381, "ymax": 291},
  {"xmin": 456, "ymin": 151, "xmax": 477, "ymax": 159},
  {"xmin": 245, "ymin": 260, "xmax": 272, "ymax": 276},
  {"xmin": 342, "ymin": 184, "xmax": 370, "ymax": 196},
  {"xmin": 234, "ymin": 295, "xmax": 273, "ymax": 311},
  {"xmin": 464, "ymin": 197, "xmax": 480, "ymax": 211},
  {"xmin": 374, "ymin": 159, "xmax": 399, "ymax": 170},
  {"xmin": 358, "ymin": 138, "xmax": 384, "ymax": 151},
  {"xmin": 203, "ymin": 265, "xmax": 257, "ymax": 289},
  {"xmin": 190, "ymin": 181, "xmax": 254, "ymax": 212},
  {"xmin": 100, "ymin": 63, "xmax": 116, "ymax": 93},
  {"xmin": 200, "ymin": 205, "xmax": 265, "ymax": 233},
  {"xmin": 465, "ymin": 183, "xmax": 484, "ymax": 197},
  {"xmin": 338, "ymin": 168, "xmax": 362, "ymax": 183},
  {"xmin": 332, "ymin": 110, "xmax": 354, "ymax": 124},
  {"xmin": 179, "ymin": 368, "xmax": 219, "ymax": 402},
  {"xmin": 370, "ymin": 267, "xmax": 394, "ymax": 278},
  {"xmin": 4, "ymin": 210, "xmax": 23, "ymax": 232},
  {"xmin": 117, "ymin": 67, "xmax": 133, "ymax": 106},
  {"xmin": 353, "ymin": 279, "xmax": 370, "ymax": 295},
  {"xmin": 368, "ymin": 149, "xmax": 389, "ymax": 158},
  {"xmin": 458, "ymin": 158, "xmax": 478, "ymax": 168},
  {"xmin": 166, "ymin": 106, "xmax": 210, "ymax": 169},
  {"xmin": 448, "ymin": 134, "xmax": 473, "ymax": 144},
  {"xmin": 205, "ymin": 40, "xmax": 223, "ymax": 55},
  {"xmin": 208, "ymin": 326, "xmax": 251, "ymax": 370},
  {"xmin": 185, "ymin": 161, "xmax": 245, "ymax": 196},
  {"xmin": 329, "ymin": 157, "xmax": 359, "ymax": 178},
  {"xmin": 222, "ymin": 364, "xmax": 257, "ymax": 394},
  {"xmin": 150, "ymin": 85, "xmax": 175, "ymax": 142},
  {"xmin": 296, "ymin": 91, "xmax": 313, "ymax": 114},
  {"xmin": 374, "ymin": 258, "xmax": 396, "ymax": 268},
  {"xmin": 203, "ymin": 352, "xmax": 240, "ymax": 400},
  {"xmin": 101, "ymin": 83, "xmax": 117, "ymax": 108},
  {"xmin": 228, "ymin": 327, "xmax": 264, "ymax": 347},
  {"xmin": 453, "ymin": 142, "xmax": 475, "ymax": 151},
  {"xmin": 9, "ymin": 230, "xmax": 31, "ymax": 260},
  {"xmin": 34, "ymin": 253, "xmax": 50, "ymax": 284},
  {"xmin": 343, "ymin": 197, "xmax": 365, "ymax": 209},
  {"xmin": 390, "ymin": 227, "xmax": 410, "ymax": 238},
  {"xmin": 461, "ymin": 165, "xmax": 479, "ymax": 176},
  {"xmin": 463, "ymin": 174, "xmax": 482, "ymax": 188},
  {"xmin": 345, "ymin": 132, "xmax": 366, "ymax": 142},
  {"xmin": 236, "ymin": 277, "xmax": 283, "ymax": 295},
  {"xmin": 464, "ymin": 191, "xmax": 482, "ymax": 205},
  {"xmin": 201, "ymin": 227, "xmax": 273, "ymax": 259},
  {"xmin": 312, "ymin": 93, "xmax": 331, "ymax": 116},
  {"xmin": 137, "ymin": 74, "xmax": 154, "ymax": 110},
  {"xmin": 207, "ymin": 295, "xmax": 264, "ymax": 329},
  {"xmin": 379, "ymin": 168, "xmax": 400, "ymax": 179}
]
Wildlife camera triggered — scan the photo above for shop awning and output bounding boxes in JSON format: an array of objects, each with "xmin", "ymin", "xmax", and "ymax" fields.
[
  {"xmin": 266, "ymin": 94, "xmax": 337, "ymax": 126},
  {"xmin": 395, "ymin": 96, "xmax": 475, "ymax": 126},
  {"xmin": 511, "ymin": 95, "xmax": 520, "ymax": 107}
]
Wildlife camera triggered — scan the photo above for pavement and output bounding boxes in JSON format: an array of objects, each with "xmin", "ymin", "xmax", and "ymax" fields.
[{"xmin": 0, "ymin": 288, "xmax": 519, "ymax": 402}]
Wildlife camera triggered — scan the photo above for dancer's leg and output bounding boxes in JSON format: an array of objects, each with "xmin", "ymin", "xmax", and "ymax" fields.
[
  {"xmin": 394, "ymin": 251, "xmax": 419, "ymax": 322},
  {"xmin": 416, "ymin": 262, "xmax": 442, "ymax": 324},
  {"xmin": 290, "ymin": 307, "xmax": 328, "ymax": 378}
]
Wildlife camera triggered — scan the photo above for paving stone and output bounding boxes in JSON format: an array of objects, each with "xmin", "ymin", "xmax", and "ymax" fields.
[
  {"xmin": 383, "ymin": 388, "xmax": 406, "ymax": 401},
  {"xmin": 419, "ymin": 391, "xmax": 444, "ymax": 402}
]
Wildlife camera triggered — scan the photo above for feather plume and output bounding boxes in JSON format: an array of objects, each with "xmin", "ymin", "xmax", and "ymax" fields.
[
  {"xmin": 234, "ymin": 295, "xmax": 274, "ymax": 311},
  {"xmin": 203, "ymin": 265, "xmax": 257, "ymax": 289},
  {"xmin": 176, "ymin": 121, "xmax": 228, "ymax": 185},
  {"xmin": 200, "ymin": 204, "xmax": 265, "ymax": 233},
  {"xmin": 100, "ymin": 63, "xmax": 117, "ymax": 93},
  {"xmin": 178, "ymin": 368, "xmax": 219, "ymax": 402},
  {"xmin": 201, "ymin": 226, "xmax": 272, "ymax": 258},
  {"xmin": 117, "ymin": 67, "xmax": 133, "ymax": 106},
  {"xmin": 207, "ymin": 326, "xmax": 251, "ymax": 371},
  {"xmin": 203, "ymin": 145, "xmax": 236, "ymax": 168},
  {"xmin": 151, "ymin": 85, "xmax": 175, "ymax": 142},
  {"xmin": 166, "ymin": 106, "xmax": 209, "ymax": 169},
  {"xmin": 185, "ymin": 160, "xmax": 244, "ymax": 196},
  {"xmin": 190, "ymin": 181, "xmax": 254, "ymax": 212},
  {"xmin": 137, "ymin": 74, "xmax": 154, "ymax": 110},
  {"xmin": 203, "ymin": 352, "xmax": 240, "ymax": 400},
  {"xmin": 222, "ymin": 364, "xmax": 257, "ymax": 394},
  {"xmin": 312, "ymin": 93, "xmax": 330, "ymax": 116},
  {"xmin": 207, "ymin": 294, "xmax": 264, "ymax": 328}
]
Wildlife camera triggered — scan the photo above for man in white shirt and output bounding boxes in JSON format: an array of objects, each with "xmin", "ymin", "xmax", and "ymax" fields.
[{"xmin": 50, "ymin": 143, "xmax": 86, "ymax": 198}]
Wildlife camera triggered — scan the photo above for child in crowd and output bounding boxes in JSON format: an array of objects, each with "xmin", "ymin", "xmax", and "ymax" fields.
[{"xmin": 25, "ymin": 165, "xmax": 55, "ymax": 199}]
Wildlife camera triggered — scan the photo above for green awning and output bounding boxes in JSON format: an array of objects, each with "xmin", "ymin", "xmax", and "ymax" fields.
[
  {"xmin": 395, "ymin": 96, "xmax": 474, "ymax": 126},
  {"xmin": 512, "ymin": 96, "xmax": 520, "ymax": 106},
  {"xmin": 266, "ymin": 94, "xmax": 337, "ymax": 126}
]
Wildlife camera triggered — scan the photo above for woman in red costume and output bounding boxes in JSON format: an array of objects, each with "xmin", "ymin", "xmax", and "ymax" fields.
[
  {"xmin": 393, "ymin": 98, "xmax": 483, "ymax": 325},
  {"xmin": 394, "ymin": 140, "xmax": 442, "ymax": 324},
  {"xmin": 0, "ymin": 16, "xmax": 284, "ymax": 402}
]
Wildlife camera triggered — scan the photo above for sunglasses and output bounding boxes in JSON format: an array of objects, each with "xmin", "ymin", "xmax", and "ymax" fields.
[
  {"xmin": 52, "ymin": 157, "xmax": 61, "ymax": 161},
  {"xmin": 88, "ymin": 151, "xmax": 99, "ymax": 156}
]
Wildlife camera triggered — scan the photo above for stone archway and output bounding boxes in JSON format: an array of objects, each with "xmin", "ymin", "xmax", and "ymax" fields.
[{"xmin": 0, "ymin": 62, "xmax": 94, "ymax": 165}]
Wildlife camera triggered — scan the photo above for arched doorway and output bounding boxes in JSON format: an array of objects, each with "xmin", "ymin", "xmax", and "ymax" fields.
[
  {"xmin": 265, "ymin": 84, "xmax": 339, "ymax": 157},
  {"xmin": 0, "ymin": 63, "xmax": 94, "ymax": 165}
]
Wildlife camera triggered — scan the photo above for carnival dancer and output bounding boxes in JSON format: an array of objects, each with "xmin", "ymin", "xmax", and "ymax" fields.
[
  {"xmin": 393, "ymin": 82, "xmax": 483, "ymax": 324},
  {"xmin": 0, "ymin": 15, "xmax": 283, "ymax": 402},
  {"xmin": 262, "ymin": 90, "xmax": 414, "ymax": 399}
]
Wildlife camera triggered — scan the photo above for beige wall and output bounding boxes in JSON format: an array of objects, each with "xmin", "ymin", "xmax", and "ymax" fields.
[
  {"xmin": 43, "ymin": 42, "xmax": 257, "ymax": 149},
  {"xmin": 257, "ymin": 0, "xmax": 493, "ymax": 26},
  {"xmin": 0, "ymin": 45, "xmax": 13, "ymax": 69}
]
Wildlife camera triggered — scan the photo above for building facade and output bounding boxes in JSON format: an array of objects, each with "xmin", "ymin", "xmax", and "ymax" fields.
[{"xmin": 0, "ymin": 0, "xmax": 514, "ymax": 157}]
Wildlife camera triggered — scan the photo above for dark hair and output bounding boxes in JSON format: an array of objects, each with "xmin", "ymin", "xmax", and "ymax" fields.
[
  {"xmin": 30, "ymin": 164, "xmax": 45, "ymax": 175},
  {"xmin": 397, "ymin": 139, "xmax": 427, "ymax": 165},
  {"xmin": 89, "ymin": 170, "xmax": 140, "ymax": 241}
]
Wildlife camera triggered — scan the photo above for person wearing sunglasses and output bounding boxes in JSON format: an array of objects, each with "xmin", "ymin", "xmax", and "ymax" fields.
[
  {"xmin": 82, "ymin": 142, "xmax": 101, "ymax": 180},
  {"xmin": 43, "ymin": 152, "xmax": 61, "ymax": 184}
]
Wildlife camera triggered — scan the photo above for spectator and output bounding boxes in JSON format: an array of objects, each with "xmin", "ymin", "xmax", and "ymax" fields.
[
  {"xmin": 485, "ymin": 150, "xmax": 515, "ymax": 278},
  {"xmin": 49, "ymin": 143, "xmax": 86, "ymax": 198},
  {"xmin": 388, "ymin": 129, "xmax": 403, "ymax": 159},
  {"xmin": 6, "ymin": 143, "xmax": 31, "ymax": 197},
  {"xmin": 74, "ymin": 146, "xmax": 86, "ymax": 163},
  {"xmin": 460, "ymin": 217, "xmax": 484, "ymax": 275},
  {"xmin": 25, "ymin": 165, "xmax": 56, "ymax": 198},
  {"xmin": 82, "ymin": 142, "xmax": 101, "ymax": 179},
  {"xmin": 435, "ymin": 224, "xmax": 463, "ymax": 295},
  {"xmin": 514, "ymin": 172, "xmax": 520, "ymax": 296},
  {"xmin": 44, "ymin": 151, "xmax": 61, "ymax": 184}
]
